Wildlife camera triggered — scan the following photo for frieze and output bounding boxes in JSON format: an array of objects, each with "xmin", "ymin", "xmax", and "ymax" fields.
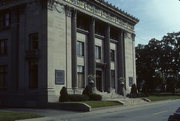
[{"xmin": 63, "ymin": 0, "xmax": 134, "ymax": 31}]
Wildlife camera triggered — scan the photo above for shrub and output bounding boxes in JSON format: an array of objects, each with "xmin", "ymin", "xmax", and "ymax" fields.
[
  {"xmin": 89, "ymin": 94, "xmax": 102, "ymax": 101},
  {"xmin": 82, "ymin": 85, "xmax": 93, "ymax": 96},
  {"xmin": 126, "ymin": 93, "xmax": 131, "ymax": 98},
  {"xmin": 69, "ymin": 94, "xmax": 89, "ymax": 102},
  {"xmin": 59, "ymin": 87, "xmax": 69, "ymax": 102},
  {"xmin": 130, "ymin": 84, "xmax": 138, "ymax": 98}
]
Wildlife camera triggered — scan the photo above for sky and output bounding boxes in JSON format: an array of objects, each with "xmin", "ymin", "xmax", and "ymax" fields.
[{"xmin": 106, "ymin": 0, "xmax": 180, "ymax": 45}]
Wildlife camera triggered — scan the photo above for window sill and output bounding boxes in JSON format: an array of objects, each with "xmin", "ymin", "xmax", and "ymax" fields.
[{"xmin": 77, "ymin": 55, "xmax": 84, "ymax": 58}]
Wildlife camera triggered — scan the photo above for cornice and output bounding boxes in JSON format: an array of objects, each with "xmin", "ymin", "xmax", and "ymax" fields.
[{"xmin": 93, "ymin": 0, "xmax": 139, "ymax": 24}]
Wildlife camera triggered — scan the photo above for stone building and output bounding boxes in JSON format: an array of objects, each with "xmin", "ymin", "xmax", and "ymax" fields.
[{"xmin": 0, "ymin": 0, "xmax": 139, "ymax": 107}]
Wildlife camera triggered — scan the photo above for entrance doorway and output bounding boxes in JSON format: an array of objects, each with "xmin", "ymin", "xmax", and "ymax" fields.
[{"xmin": 96, "ymin": 70, "xmax": 102, "ymax": 91}]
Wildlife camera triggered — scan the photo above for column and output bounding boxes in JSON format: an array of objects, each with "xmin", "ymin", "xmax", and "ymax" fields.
[
  {"xmin": 132, "ymin": 34, "xmax": 136, "ymax": 84},
  {"xmin": 71, "ymin": 9, "xmax": 77, "ymax": 89},
  {"xmin": 104, "ymin": 25, "xmax": 111, "ymax": 92},
  {"xmin": 117, "ymin": 31, "xmax": 125, "ymax": 95},
  {"xmin": 88, "ymin": 17, "xmax": 96, "ymax": 86}
]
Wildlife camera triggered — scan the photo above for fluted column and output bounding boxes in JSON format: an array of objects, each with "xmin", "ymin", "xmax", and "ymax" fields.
[
  {"xmin": 117, "ymin": 31, "xmax": 125, "ymax": 95},
  {"xmin": 104, "ymin": 25, "xmax": 111, "ymax": 92},
  {"xmin": 71, "ymin": 9, "xmax": 77, "ymax": 89},
  {"xmin": 88, "ymin": 17, "xmax": 96, "ymax": 86}
]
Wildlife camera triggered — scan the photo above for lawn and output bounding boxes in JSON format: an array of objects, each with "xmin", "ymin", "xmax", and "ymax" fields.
[
  {"xmin": 81, "ymin": 101, "xmax": 123, "ymax": 108},
  {"xmin": 146, "ymin": 95, "xmax": 180, "ymax": 101},
  {"xmin": 0, "ymin": 111, "xmax": 42, "ymax": 121}
]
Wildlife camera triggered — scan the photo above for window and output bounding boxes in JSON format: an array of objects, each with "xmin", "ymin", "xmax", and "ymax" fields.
[
  {"xmin": 111, "ymin": 70, "xmax": 115, "ymax": 89},
  {"xmin": 110, "ymin": 49, "xmax": 115, "ymax": 62},
  {"xmin": 0, "ymin": 65, "xmax": 7, "ymax": 89},
  {"xmin": 0, "ymin": 39, "xmax": 7, "ymax": 55},
  {"xmin": 29, "ymin": 33, "xmax": 39, "ymax": 50},
  {"xmin": 76, "ymin": 41, "xmax": 84, "ymax": 56},
  {"xmin": 95, "ymin": 46, "xmax": 101, "ymax": 59},
  {"xmin": 0, "ymin": 12, "xmax": 10, "ymax": 29},
  {"xmin": 77, "ymin": 65, "xmax": 84, "ymax": 88},
  {"xmin": 29, "ymin": 61, "xmax": 38, "ymax": 88}
]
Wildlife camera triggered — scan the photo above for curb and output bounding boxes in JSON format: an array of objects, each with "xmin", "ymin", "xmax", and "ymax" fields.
[
  {"xmin": 143, "ymin": 98, "xmax": 151, "ymax": 102},
  {"xmin": 48, "ymin": 102, "xmax": 91, "ymax": 112}
]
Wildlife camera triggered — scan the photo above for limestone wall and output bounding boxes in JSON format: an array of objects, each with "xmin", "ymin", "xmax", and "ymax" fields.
[
  {"xmin": 124, "ymin": 33, "xmax": 136, "ymax": 93},
  {"xmin": 47, "ymin": 4, "xmax": 72, "ymax": 102}
]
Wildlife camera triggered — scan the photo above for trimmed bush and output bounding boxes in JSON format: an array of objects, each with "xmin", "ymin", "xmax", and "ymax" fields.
[
  {"xmin": 82, "ymin": 85, "xmax": 93, "ymax": 96},
  {"xmin": 89, "ymin": 94, "xmax": 102, "ymax": 101},
  {"xmin": 130, "ymin": 84, "xmax": 138, "ymax": 98},
  {"xmin": 69, "ymin": 94, "xmax": 89, "ymax": 102},
  {"xmin": 59, "ymin": 87, "xmax": 69, "ymax": 102}
]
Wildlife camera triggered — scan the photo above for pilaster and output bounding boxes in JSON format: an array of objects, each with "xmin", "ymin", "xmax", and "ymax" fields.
[{"xmin": 71, "ymin": 9, "xmax": 77, "ymax": 89}]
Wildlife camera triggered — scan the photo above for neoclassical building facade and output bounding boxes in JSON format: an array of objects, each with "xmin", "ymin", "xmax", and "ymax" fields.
[{"xmin": 0, "ymin": 0, "xmax": 138, "ymax": 107}]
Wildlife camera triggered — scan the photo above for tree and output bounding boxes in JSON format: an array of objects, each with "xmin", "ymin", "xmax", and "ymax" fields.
[{"xmin": 136, "ymin": 32, "xmax": 180, "ymax": 93}]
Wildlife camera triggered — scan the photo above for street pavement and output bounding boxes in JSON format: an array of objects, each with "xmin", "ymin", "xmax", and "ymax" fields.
[{"xmin": 1, "ymin": 99, "xmax": 179, "ymax": 121}]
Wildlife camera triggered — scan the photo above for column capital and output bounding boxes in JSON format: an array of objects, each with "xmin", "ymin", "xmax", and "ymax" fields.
[{"xmin": 131, "ymin": 33, "xmax": 136, "ymax": 41}]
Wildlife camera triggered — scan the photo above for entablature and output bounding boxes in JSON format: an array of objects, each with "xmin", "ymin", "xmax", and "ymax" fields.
[{"xmin": 58, "ymin": 0, "xmax": 138, "ymax": 33}]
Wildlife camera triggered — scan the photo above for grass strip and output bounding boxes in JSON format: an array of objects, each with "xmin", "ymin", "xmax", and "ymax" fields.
[
  {"xmin": 147, "ymin": 96, "xmax": 180, "ymax": 101},
  {"xmin": 81, "ymin": 101, "xmax": 123, "ymax": 108},
  {"xmin": 0, "ymin": 111, "xmax": 42, "ymax": 121}
]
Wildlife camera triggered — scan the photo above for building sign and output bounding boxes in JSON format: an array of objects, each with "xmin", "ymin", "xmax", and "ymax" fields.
[
  {"xmin": 55, "ymin": 70, "xmax": 65, "ymax": 85},
  {"xmin": 64, "ymin": 0, "xmax": 134, "ymax": 31}
]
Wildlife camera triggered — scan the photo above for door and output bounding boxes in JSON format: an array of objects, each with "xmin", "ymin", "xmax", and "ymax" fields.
[{"xmin": 96, "ymin": 70, "xmax": 102, "ymax": 91}]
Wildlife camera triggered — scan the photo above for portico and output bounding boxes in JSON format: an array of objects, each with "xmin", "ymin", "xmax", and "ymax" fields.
[{"xmin": 0, "ymin": 0, "xmax": 138, "ymax": 107}]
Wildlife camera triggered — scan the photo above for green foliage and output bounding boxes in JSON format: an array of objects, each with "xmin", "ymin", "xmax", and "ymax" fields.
[
  {"xmin": 147, "ymin": 95, "xmax": 180, "ymax": 101},
  {"xmin": 59, "ymin": 87, "xmax": 69, "ymax": 102},
  {"xmin": 82, "ymin": 85, "xmax": 93, "ymax": 96},
  {"xmin": 89, "ymin": 94, "xmax": 102, "ymax": 101},
  {"xmin": 0, "ymin": 111, "xmax": 42, "ymax": 121},
  {"xmin": 130, "ymin": 84, "xmax": 138, "ymax": 98},
  {"xmin": 141, "ymin": 84, "xmax": 149, "ymax": 97},
  {"xmin": 68, "ymin": 94, "xmax": 89, "ymax": 102},
  {"xmin": 82, "ymin": 85, "xmax": 102, "ymax": 101},
  {"xmin": 136, "ymin": 32, "xmax": 180, "ymax": 93},
  {"xmin": 59, "ymin": 86, "xmax": 102, "ymax": 102}
]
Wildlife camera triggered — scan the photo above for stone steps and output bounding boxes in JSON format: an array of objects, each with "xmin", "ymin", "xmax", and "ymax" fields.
[{"xmin": 95, "ymin": 90, "xmax": 148, "ymax": 106}]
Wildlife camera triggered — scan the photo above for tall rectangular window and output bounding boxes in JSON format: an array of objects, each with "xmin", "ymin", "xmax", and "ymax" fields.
[
  {"xmin": 0, "ymin": 65, "xmax": 7, "ymax": 89},
  {"xmin": 29, "ymin": 61, "xmax": 38, "ymax": 89},
  {"xmin": 76, "ymin": 41, "xmax": 84, "ymax": 56},
  {"xmin": 111, "ymin": 70, "xmax": 115, "ymax": 89},
  {"xmin": 29, "ymin": 33, "xmax": 39, "ymax": 50},
  {"xmin": 95, "ymin": 46, "xmax": 101, "ymax": 59},
  {"xmin": 4, "ymin": 13, "xmax": 10, "ymax": 27},
  {"xmin": 77, "ymin": 65, "xmax": 84, "ymax": 88},
  {"xmin": 0, "ymin": 12, "xmax": 10, "ymax": 29},
  {"xmin": 0, "ymin": 39, "xmax": 7, "ymax": 55},
  {"xmin": 110, "ymin": 49, "xmax": 115, "ymax": 62}
]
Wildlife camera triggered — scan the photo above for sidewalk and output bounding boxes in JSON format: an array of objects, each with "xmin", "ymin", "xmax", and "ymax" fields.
[
  {"xmin": 15, "ymin": 99, "xmax": 178, "ymax": 121},
  {"xmin": 1, "ymin": 99, "xmax": 178, "ymax": 121}
]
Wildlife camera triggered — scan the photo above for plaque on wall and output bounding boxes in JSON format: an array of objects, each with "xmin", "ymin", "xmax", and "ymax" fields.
[{"xmin": 55, "ymin": 70, "xmax": 65, "ymax": 85}]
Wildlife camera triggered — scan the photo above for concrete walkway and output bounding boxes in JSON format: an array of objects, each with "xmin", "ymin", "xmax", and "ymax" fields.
[{"xmin": 105, "ymin": 98, "xmax": 149, "ymax": 106}]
